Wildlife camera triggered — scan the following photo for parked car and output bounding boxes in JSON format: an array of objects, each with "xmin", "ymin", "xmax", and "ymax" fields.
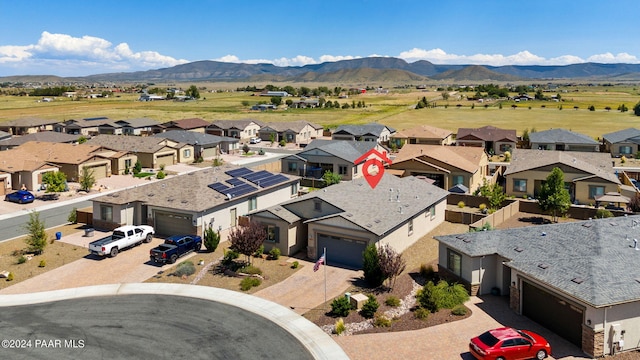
[
  {"xmin": 149, "ymin": 235, "xmax": 202, "ymax": 264},
  {"xmin": 469, "ymin": 327, "xmax": 551, "ymax": 360},
  {"xmin": 89, "ymin": 225, "xmax": 154, "ymax": 257},
  {"xmin": 5, "ymin": 190, "xmax": 35, "ymax": 204},
  {"xmin": 250, "ymin": 137, "xmax": 261, "ymax": 144}
]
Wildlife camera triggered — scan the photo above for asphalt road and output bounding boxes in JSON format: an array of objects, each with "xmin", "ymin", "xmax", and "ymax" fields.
[
  {"xmin": 0, "ymin": 294, "xmax": 315, "ymax": 360},
  {"xmin": 0, "ymin": 200, "xmax": 91, "ymax": 242}
]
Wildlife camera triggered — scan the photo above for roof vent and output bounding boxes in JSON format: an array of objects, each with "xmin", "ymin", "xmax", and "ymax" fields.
[
  {"xmin": 514, "ymin": 247, "xmax": 524, "ymax": 253},
  {"xmin": 632, "ymin": 239, "xmax": 639, "ymax": 251},
  {"xmin": 582, "ymin": 222, "xmax": 592, "ymax": 228},
  {"xmin": 538, "ymin": 263, "xmax": 549, "ymax": 269},
  {"xmin": 399, "ymin": 206, "xmax": 403, "ymax": 214},
  {"xmin": 541, "ymin": 232, "xmax": 547, "ymax": 236},
  {"xmin": 346, "ymin": 213, "xmax": 353, "ymax": 217},
  {"xmin": 571, "ymin": 277, "xmax": 584, "ymax": 284}
]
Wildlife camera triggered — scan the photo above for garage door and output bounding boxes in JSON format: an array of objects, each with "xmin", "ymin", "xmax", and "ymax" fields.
[
  {"xmin": 0, "ymin": 179, "xmax": 5, "ymax": 195},
  {"xmin": 522, "ymin": 281, "xmax": 583, "ymax": 347},
  {"xmin": 154, "ymin": 211, "xmax": 194, "ymax": 236},
  {"xmin": 156, "ymin": 154, "xmax": 174, "ymax": 168},
  {"xmin": 86, "ymin": 165, "xmax": 107, "ymax": 179},
  {"xmin": 201, "ymin": 147, "xmax": 217, "ymax": 159},
  {"xmin": 317, "ymin": 234, "xmax": 367, "ymax": 269}
]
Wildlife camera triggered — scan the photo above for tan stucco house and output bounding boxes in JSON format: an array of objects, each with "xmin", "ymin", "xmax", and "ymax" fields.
[
  {"xmin": 602, "ymin": 128, "xmax": 640, "ymax": 157},
  {"xmin": 456, "ymin": 125, "xmax": 517, "ymax": 155},
  {"xmin": 258, "ymin": 120, "xmax": 323, "ymax": 145},
  {"xmin": 87, "ymin": 134, "xmax": 178, "ymax": 169},
  {"xmin": 207, "ymin": 119, "xmax": 264, "ymax": 142},
  {"xmin": 390, "ymin": 125, "xmax": 454, "ymax": 147},
  {"xmin": 0, "ymin": 117, "xmax": 60, "ymax": 135}
]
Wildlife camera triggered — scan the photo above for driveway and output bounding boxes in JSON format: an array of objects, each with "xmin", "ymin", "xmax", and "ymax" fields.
[{"xmin": 253, "ymin": 257, "xmax": 361, "ymax": 315}]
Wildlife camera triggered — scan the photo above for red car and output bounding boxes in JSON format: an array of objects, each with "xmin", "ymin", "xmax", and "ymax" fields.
[{"xmin": 469, "ymin": 327, "xmax": 551, "ymax": 360}]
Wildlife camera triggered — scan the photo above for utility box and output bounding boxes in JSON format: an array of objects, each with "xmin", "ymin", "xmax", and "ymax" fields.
[{"xmin": 350, "ymin": 293, "xmax": 368, "ymax": 310}]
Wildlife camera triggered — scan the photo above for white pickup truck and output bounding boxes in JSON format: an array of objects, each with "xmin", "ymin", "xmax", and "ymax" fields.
[{"xmin": 89, "ymin": 225, "xmax": 154, "ymax": 257}]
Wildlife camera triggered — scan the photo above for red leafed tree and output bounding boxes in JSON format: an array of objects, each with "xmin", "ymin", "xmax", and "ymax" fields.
[
  {"xmin": 377, "ymin": 244, "xmax": 406, "ymax": 290},
  {"xmin": 229, "ymin": 221, "xmax": 266, "ymax": 265}
]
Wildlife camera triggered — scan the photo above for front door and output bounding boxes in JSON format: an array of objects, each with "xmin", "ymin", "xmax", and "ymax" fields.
[{"xmin": 230, "ymin": 208, "xmax": 237, "ymax": 227}]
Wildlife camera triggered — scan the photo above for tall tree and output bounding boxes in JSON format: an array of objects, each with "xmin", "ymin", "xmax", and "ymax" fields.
[
  {"xmin": 228, "ymin": 221, "xmax": 266, "ymax": 265},
  {"xmin": 79, "ymin": 166, "xmax": 95, "ymax": 192},
  {"xmin": 538, "ymin": 167, "xmax": 571, "ymax": 222},
  {"xmin": 186, "ymin": 85, "xmax": 200, "ymax": 99},
  {"xmin": 42, "ymin": 171, "xmax": 67, "ymax": 193},
  {"xmin": 25, "ymin": 211, "xmax": 47, "ymax": 254}
]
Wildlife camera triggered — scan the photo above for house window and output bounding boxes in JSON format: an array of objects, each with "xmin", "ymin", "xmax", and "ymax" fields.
[
  {"xmin": 248, "ymin": 196, "xmax": 257, "ymax": 211},
  {"xmin": 100, "ymin": 205, "xmax": 113, "ymax": 222},
  {"xmin": 452, "ymin": 175, "xmax": 464, "ymax": 186},
  {"xmin": 124, "ymin": 159, "xmax": 132, "ymax": 169},
  {"xmin": 354, "ymin": 166, "xmax": 358, "ymax": 174},
  {"xmin": 183, "ymin": 149, "xmax": 191, "ymax": 158},
  {"xmin": 288, "ymin": 162, "xmax": 297, "ymax": 172},
  {"xmin": 314, "ymin": 200, "xmax": 322, "ymax": 212},
  {"xmin": 429, "ymin": 206, "xmax": 436, "ymax": 220},
  {"xmin": 447, "ymin": 249, "xmax": 462, "ymax": 276},
  {"xmin": 620, "ymin": 146, "xmax": 632, "ymax": 155},
  {"xmin": 513, "ymin": 179, "xmax": 527, "ymax": 192},
  {"xmin": 265, "ymin": 225, "xmax": 279, "ymax": 243},
  {"xmin": 499, "ymin": 143, "xmax": 512, "ymax": 152},
  {"xmin": 338, "ymin": 165, "xmax": 348, "ymax": 175},
  {"xmin": 589, "ymin": 185, "xmax": 605, "ymax": 199},
  {"xmin": 291, "ymin": 183, "xmax": 298, "ymax": 196},
  {"xmin": 408, "ymin": 219, "xmax": 413, "ymax": 235}
]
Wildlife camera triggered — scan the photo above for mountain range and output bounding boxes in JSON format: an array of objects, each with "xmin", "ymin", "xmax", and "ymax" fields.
[{"xmin": 5, "ymin": 57, "xmax": 640, "ymax": 83}]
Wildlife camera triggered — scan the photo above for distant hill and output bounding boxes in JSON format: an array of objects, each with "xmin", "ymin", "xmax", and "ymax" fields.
[{"xmin": 4, "ymin": 57, "xmax": 640, "ymax": 83}]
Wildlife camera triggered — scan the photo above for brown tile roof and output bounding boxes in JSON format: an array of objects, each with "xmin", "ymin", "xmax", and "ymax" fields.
[
  {"xmin": 456, "ymin": 125, "xmax": 517, "ymax": 142},
  {"xmin": 392, "ymin": 144, "xmax": 486, "ymax": 173},
  {"xmin": 163, "ymin": 118, "xmax": 210, "ymax": 129},
  {"xmin": 6, "ymin": 141, "xmax": 105, "ymax": 165},
  {"xmin": 503, "ymin": 149, "xmax": 619, "ymax": 184},
  {"xmin": 86, "ymin": 134, "xmax": 173, "ymax": 153},
  {"xmin": 392, "ymin": 125, "xmax": 452, "ymax": 140}
]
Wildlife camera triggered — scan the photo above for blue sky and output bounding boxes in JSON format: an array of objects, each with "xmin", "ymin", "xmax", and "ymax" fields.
[{"xmin": 1, "ymin": 0, "xmax": 639, "ymax": 77}]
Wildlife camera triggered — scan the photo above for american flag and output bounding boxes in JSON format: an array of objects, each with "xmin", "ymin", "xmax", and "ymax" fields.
[{"xmin": 313, "ymin": 253, "xmax": 325, "ymax": 272}]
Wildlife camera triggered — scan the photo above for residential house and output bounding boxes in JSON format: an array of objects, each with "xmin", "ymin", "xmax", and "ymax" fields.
[
  {"xmin": 280, "ymin": 140, "xmax": 386, "ymax": 181},
  {"xmin": 6, "ymin": 141, "xmax": 112, "ymax": 183},
  {"xmin": 0, "ymin": 117, "xmax": 60, "ymax": 135},
  {"xmin": 529, "ymin": 128, "xmax": 599, "ymax": 152},
  {"xmin": 390, "ymin": 125, "xmax": 454, "ymax": 147},
  {"xmin": 332, "ymin": 123, "xmax": 396, "ymax": 143},
  {"xmin": 259, "ymin": 120, "xmax": 324, "ymax": 144},
  {"xmin": 98, "ymin": 118, "xmax": 158, "ymax": 136},
  {"xmin": 0, "ymin": 153, "xmax": 58, "ymax": 193},
  {"xmin": 503, "ymin": 149, "xmax": 620, "ymax": 204},
  {"xmin": 387, "ymin": 144, "xmax": 489, "ymax": 194},
  {"xmin": 207, "ymin": 119, "xmax": 265, "ymax": 142},
  {"xmin": 436, "ymin": 215, "xmax": 640, "ymax": 357},
  {"xmin": 0, "ymin": 131, "xmax": 10, "ymax": 141},
  {"xmin": 86, "ymin": 135, "xmax": 178, "ymax": 169},
  {"xmin": 153, "ymin": 130, "xmax": 240, "ymax": 161},
  {"xmin": 259, "ymin": 91, "xmax": 289, "ymax": 97},
  {"xmin": 161, "ymin": 118, "xmax": 210, "ymax": 133},
  {"xmin": 90, "ymin": 165, "xmax": 299, "ymax": 236},
  {"xmin": 249, "ymin": 174, "xmax": 448, "ymax": 267},
  {"xmin": 602, "ymin": 128, "xmax": 640, "ymax": 157},
  {"xmin": 455, "ymin": 125, "xmax": 517, "ymax": 155},
  {"xmin": 288, "ymin": 99, "xmax": 320, "ymax": 108},
  {"xmin": 53, "ymin": 117, "xmax": 113, "ymax": 136},
  {"xmin": 0, "ymin": 131, "xmax": 79, "ymax": 151}
]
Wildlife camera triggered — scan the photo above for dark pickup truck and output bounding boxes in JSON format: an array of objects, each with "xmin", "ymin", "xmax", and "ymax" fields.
[{"xmin": 149, "ymin": 235, "xmax": 202, "ymax": 264}]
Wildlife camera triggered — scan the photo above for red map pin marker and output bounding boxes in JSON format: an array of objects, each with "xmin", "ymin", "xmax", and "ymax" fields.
[{"xmin": 363, "ymin": 158, "xmax": 384, "ymax": 189}]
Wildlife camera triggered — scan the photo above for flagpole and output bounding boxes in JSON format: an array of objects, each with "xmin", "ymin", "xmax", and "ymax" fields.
[{"xmin": 323, "ymin": 247, "xmax": 327, "ymax": 311}]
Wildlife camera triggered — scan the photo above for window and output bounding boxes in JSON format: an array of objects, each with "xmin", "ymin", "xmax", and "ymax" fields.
[
  {"xmin": 447, "ymin": 249, "xmax": 461, "ymax": 276},
  {"xmin": 124, "ymin": 159, "xmax": 132, "ymax": 169},
  {"xmin": 291, "ymin": 183, "xmax": 298, "ymax": 196},
  {"xmin": 589, "ymin": 185, "xmax": 605, "ymax": 199},
  {"xmin": 354, "ymin": 166, "xmax": 358, "ymax": 174},
  {"xmin": 408, "ymin": 219, "xmax": 413, "ymax": 235},
  {"xmin": 513, "ymin": 179, "xmax": 527, "ymax": 192},
  {"xmin": 620, "ymin": 146, "xmax": 633, "ymax": 154},
  {"xmin": 100, "ymin": 205, "xmax": 113, "ymax": 222},
  {"xmin": 338, "ymin": 165, "xmax": 348, "ymax": 175},
  {"xmin": 248, "ymin": 196, "xmax": 257, "ymax": 211},
  {"xmin": 428, "ymin": 206, "xmax": 436, "ymax": 220},
  {"xmin": 499, "ymin": 143, "xmax": 512, "ymax": 152},
  {"xmin": 288, "ymin": 162, "xmax": 297, "ymax": 172},
  {"xmin": 183, "ymin": 149, "xmax": 191, "ymax": 158},
  {"xmin": 265, "ymin": 225, "xmax": 279, "ymax": 243},
  {"xmin": 452, "ymin": 175, "xmax": 464, "ymax": 186}
]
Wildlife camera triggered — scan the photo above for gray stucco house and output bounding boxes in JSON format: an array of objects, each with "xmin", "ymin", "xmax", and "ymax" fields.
[
  {"xmin": 529, "ymin": 128, "xmax": 600, "ymax": 152},
  {"xmin": 436, "ymin": 216, "xmax": 640, "ymax": 358},
  {"xmin": 602, "ymin": 128, "xmax": 640, "ymax": 157}
]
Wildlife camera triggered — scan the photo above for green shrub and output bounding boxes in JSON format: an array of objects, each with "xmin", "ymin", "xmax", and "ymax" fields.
[
  {"xmin": 203, "ymin": 227, "xmax": 220, "ymax": 253},
  {"xmin": 416, "ymin": 280, "xmax": 469, "ymax": 312},
  {"xmin": 6, "ymin": 272, "xmax": 14, "ymax": 281},
  {"xmin": 38, "ymin": 259, "xmax": 46, "ymax": 268},
  {"xmin": 595, "ymin": 208, "xmax": 613, "ymax": 218},
  {"xmin": 373, "ymin": 315, "xmax": 392, "ymax": 327},
  {"xmin": 419, "ymin": 263, "xmax": 435, "ymax": 280},
  {"xmin": 457, "ymin": 201, "xmax": 465, "ymax": 208},
  {"xmin": 238, "ymin": 265, "xmax": 262, "ymax": 275},
  {"xmin": 156, "ymin": 170, "xmax": 166, "ymax": 179},
  {"xmin": 385, "ymin": 296, "xmax": 401, "ymax": 307},
  {"xmin": 479, "ymin": 203, "xmax": 487, "ymax": 212},
  {"xmin": 240, "ymin": 277, "xmax": 261, "ymax": 291},
  {"xmin": 363, "ymin": 244, "xmax": 384, "ymax": 286},
  {"xmin": 360, "ymin": 295, "xmax": 379, "ymax": 319},
  {"xmin": 68, "ymin": 207, "xmax": 77, "ymax": 224},
  {"xmin": 223, "ymin": 249, "xmax": 239, "ymax": 265},
  {"xmin": 414, "ymin": 307, "xmax": 430, "ymax": 320},
  {"xmin": 253, "ymin": 244, "xmax": 264, "ymax": 257},
  {"xmin": 269, "ymin": 247, "xmax": 281, "ymax": 260},
  {"xmin": 330, "ymin": 296, "xmax": 352, "ymax": 317},
  {"xmin": 451, "ymin": 304, "xmax": 468, "ymax": 316},
  {"xmin": 334, "ymin": 318, "xmax": 346, "ymax": 335},
  {"xmin": 258, "ymin": 148, "xmax": 265, "ymax": 155},
  {"xmin": 291, "ymin": 261, "xmax": 299, "ymax": 269},
  {"xmin": 17, "ymin": 256, "xmax": 27, "ymax": 264},
  {"xmin": 174, "ymin": 261, "xmax": 196, "ymax": 277}
]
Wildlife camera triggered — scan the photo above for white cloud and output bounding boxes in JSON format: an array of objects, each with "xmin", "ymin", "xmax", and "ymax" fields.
[{"xmin": 587, "ymin": 52, "xmax": 639, "ymax": 64}]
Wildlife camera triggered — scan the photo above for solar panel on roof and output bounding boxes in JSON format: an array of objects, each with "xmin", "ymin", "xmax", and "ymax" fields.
[
  {"xmin": 225, "ymin": 167, "xmax": 253, "ymax": 177},
  {"xmin": 243, "ymin": 170, "xmax": 272, "ymax": 182},
  {"xmin": 226, "ymin": 183, "xmax": 257, "ymax": 198},
  {"xmin": 258, "ymin": 174, "xmax": 289, "ymax": 188},
  {"xmin": 227, "ymin": 178, "xmax": 245, "ymax": 186},
  {"xmin": 207, "ymin": 182, "xmax": 230, "ymax": 194}
]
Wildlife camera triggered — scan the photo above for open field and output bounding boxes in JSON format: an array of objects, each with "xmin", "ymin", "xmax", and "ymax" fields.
[{"xmin": 1, "ymin": 84, "xmax": 639, "ymax": 138}]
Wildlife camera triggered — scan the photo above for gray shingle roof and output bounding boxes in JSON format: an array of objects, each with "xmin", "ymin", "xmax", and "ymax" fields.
[
  {"xmin": 209, "ymin": 119, "xmax": 265, "ymax": 130},
  {"xmin": 602, "ymin": 128, "xmax": 640, "ymax": 144},
  {"xmin": 275, "ymin": 174, "xmax": 448, "ymax": 236},
  {"xmin": 86, "ymin": 134, "xmax": 171, "ymax": 153},
  {"xmin": 153, "ymin": 130, "xmax": 238, "ymax": 146},
  {"xmin": 0, "ymin": 131, "xmax": 79, "ymax": 146},
  {"xmin": 296, "ymin": 139, "xmax": 377, "ymax": 162},
  {"xmin": 262, "ymin": 120, "xmax": 322, "ymax": 132},
  {"xmin": 334, "ymin": 123, "xmax": 395, "ymax": 137},
  {"xmin": 436, "ymin": 216, "xmax": 640, "ymax": 307},
  {"xmin": 503, "ymin": 149, "xmax": 619, "ymax": 184},
  {"xmin": 529, "ymin": 128, "xmax": 598, "ymax": 145}
]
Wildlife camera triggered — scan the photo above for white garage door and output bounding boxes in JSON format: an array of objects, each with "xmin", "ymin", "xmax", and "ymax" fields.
[
  {"xmin": 154, "ymin": 211, "xmax": 194, "ymax": 236},
  {"xmin": 156, "ymin": 154, "xmax": 174, "ymax": 168}
]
